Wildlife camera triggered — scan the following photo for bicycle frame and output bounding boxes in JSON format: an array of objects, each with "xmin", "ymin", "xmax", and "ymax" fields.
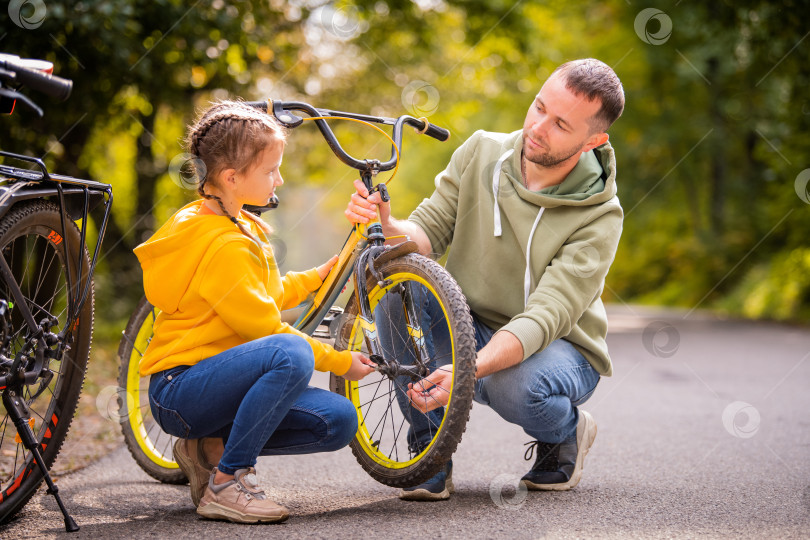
[{"xmin": 292, "ymin": 224, "xmax": 366, "ymax": 336}]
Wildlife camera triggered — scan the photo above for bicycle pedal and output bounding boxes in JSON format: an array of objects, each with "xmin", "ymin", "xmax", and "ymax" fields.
[{"xmin": 312, "ymin": 328, "xmax": 332, "ymax": 340}]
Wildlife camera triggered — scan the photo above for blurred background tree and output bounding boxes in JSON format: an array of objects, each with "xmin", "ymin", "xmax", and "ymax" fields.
[{"xmin": 2, "ymin": 0, "xmax": 808, "ymax": 353}]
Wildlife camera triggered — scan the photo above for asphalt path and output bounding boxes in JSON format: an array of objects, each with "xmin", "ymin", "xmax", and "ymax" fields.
[{"xmin": 3, "ymin": 305, "xmax": 809, "ymax": 539}]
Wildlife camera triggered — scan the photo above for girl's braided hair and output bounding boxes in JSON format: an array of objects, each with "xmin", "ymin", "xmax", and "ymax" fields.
[{"xmin": 186, "ymin": 100, "xmax": 286, "ymax": 243}]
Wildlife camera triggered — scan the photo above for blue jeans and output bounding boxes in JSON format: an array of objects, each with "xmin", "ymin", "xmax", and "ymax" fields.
[
  {"xmin": 148, "ymin": 334, "xmax": 357, "ymax": 475},
  {"xmin": 472, "ymin": 319, "xmax": 600, "ymax": 443},
  {"xmin": 377, "ymin": 286, "xmax": 600, "ymax": 450}
]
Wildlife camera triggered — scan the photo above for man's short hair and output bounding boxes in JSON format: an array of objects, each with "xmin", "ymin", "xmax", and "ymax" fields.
[{"xmin": 552, "ymin": 59, "xmax": 625, "ymax": 133}]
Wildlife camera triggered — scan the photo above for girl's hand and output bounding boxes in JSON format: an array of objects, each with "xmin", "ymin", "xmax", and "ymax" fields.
[
  {"xmin": 317, "ymin": 254, "xmax": 339, "ymax": 281},
  {"xmin": 342, "ymin": 351, "xmax": 376, "ymax": 381}
]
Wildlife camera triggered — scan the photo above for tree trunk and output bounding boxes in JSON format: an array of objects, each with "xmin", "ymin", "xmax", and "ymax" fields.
[{"xmin": 707, "ymin": 57, "xmax": 725, "ymax": 237}]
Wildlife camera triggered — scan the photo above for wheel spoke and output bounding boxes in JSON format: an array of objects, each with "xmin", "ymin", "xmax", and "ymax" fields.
[
  {"xmin": 387, "ymin": 380, "xmax": 399, "ymax": 460},
  {"xmin": 0, "ymin": 207, "xmax": 98, "ymax": 514}
]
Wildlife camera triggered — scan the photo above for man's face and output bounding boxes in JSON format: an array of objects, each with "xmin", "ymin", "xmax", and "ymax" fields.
[{"xmin": 522, "ymin": 74, "xmax": 604, "ymax": 168}]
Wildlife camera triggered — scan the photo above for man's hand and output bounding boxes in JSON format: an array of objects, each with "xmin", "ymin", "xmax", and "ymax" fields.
[
  {"xmin": 344, "ymin": 178, "xmax": 433, "ymax": 255},
  {"xmin": 406, "ymin": 364, "xmax": 453, "ymax": 413},
  {"xmin": 316, "ymin": 254, "xmax": 339, "ymax": 281},
  {"xmin": 344, "ymin": 178, "xmax": 391, "ymax": 225},
  {"xmin": 342, "ymin": 351, "xmax": 376, "ymax": 381}
]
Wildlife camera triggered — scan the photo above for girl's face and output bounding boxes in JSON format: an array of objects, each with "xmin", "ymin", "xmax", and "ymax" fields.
[{"xmin": 233, "ymin": 141, "xmax": 285, "ymax": 207}]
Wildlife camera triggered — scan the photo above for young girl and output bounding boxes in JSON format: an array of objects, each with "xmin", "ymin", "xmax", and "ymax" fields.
[{"xmin": 134, "ymin": 100, "xmax": 374, "ymax": 524}]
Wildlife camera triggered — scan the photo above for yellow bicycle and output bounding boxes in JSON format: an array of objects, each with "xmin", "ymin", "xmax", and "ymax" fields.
[{"xmin": 117, "ymin": 100, "xmax": 476, "ymax": 487}]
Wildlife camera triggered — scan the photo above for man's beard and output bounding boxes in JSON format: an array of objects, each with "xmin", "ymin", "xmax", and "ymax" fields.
[{"xmin": 523, "ymin": 136, "xmax": 586, "ymax": 168}]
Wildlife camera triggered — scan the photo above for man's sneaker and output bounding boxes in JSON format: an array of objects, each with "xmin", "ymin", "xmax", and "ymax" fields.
[
  {"xmin": 399, "ymin": 461, "xmax": 454, "ymax": 501},
  {"xmin": 173, "ymin": 438, "xmax": 215, "ymax": 507},
  {"xmin": 197, "ymin": 468, "xmax": 289, "ymax": 523},
  {"xmin": 521, "ymin": 409, "xmax": 597, "ymax": 491}
]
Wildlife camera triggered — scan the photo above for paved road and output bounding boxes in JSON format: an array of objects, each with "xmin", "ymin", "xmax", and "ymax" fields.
[{"xmin": 3, "ymin": 305, "xmax": 809, "ymax": 539}]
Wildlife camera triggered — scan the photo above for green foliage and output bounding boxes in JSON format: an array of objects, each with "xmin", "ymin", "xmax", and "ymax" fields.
[
  {"xmin": 2, "ymin": 0, "xmax": 808, "ymax": 334},
  {"xmin": 719, "ymin": 248, "xmax": 810, "ymax": 321}
]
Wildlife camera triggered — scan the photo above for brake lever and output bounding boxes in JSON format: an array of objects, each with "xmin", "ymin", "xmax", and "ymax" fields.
[
  {"xmin": 0, "ymin": 87, "xmax": 43, "ymax": 117},
  {"xmin": 272, "ymin": 100, "xmax": 303, "ymax": 128}
]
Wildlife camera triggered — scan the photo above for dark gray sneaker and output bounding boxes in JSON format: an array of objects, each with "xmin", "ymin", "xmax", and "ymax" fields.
[
  {"xmin": 399, "ymin": 461, "xmax": 454, "ymax": 501},
  {"xmin": 521, "ymin": 410, "xmax": 597, "ymax": 491}
]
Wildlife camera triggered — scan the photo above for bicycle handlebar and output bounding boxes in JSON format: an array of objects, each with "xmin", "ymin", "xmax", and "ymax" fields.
[
  {"xmin": 0, "ymin": 55, "xmax": 73, "ymax": 101},
  {"xmin": 246, "ymin": 100, "xmax": 450, "ymax": 172}
]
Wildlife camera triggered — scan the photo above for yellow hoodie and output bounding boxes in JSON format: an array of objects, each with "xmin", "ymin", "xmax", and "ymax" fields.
[{"xmin": 134, "ymin": 200, "xmax": 352, "ymax": 376}]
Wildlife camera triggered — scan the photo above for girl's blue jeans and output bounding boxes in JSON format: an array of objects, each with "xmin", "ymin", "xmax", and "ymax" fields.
[
  {"xmin": 148, "ymin": 334, "xmax": 357, "ymax": 475},
  {"xmin": 377, "ymin": 286, "xmax": 601, "ymax": 452}
]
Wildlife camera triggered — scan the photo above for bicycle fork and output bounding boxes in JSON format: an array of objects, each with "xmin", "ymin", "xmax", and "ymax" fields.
[
  {"xmin": 3, "ymin": 383, "xmax": 79, "ymax": 532},
  {"xmin": 352, "ymin": 171, "xmax": 431, "ymax": 382}
]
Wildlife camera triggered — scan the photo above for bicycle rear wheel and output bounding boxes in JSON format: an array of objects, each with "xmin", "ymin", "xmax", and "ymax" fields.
[
  {"xmin": 331, "ymin": 253, "xmax": 476, "ymax": 487},
  {"xmin": 117, "ymin": 296, "xmax": 186, "ymax": 484},
  {"xmin": 0, "ymin": 201, "xmax": 92, "ymax": 523}
]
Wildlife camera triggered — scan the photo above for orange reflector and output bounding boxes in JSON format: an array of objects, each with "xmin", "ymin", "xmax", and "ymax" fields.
[{"xmin": 14, "ymin": 418, "xmax": 35, "ymax": 444}]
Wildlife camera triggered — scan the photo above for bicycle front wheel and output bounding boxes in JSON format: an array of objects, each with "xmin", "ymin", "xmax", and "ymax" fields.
[
  {"xmin": 0, "ymin": 201, "xmax": 93, "ymax": 523},
  {"xmin": 331, "ymin": 253, "xmax": 476, "ymax": 487},
  {"xmin": 117, "ymin": 297, "xmax": 186, "ymax": 484}
]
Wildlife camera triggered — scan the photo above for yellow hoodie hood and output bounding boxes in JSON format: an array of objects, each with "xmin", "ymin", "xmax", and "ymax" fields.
[{"xmin": 135, "ymin": 203, "xmax": 235, "ymax": 315}]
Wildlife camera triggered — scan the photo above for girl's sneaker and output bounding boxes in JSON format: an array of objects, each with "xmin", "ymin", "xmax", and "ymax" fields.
[
  {"xmin": 173, "ymin": 438, "xmax": 214, "ymax": 507},
  {"xmin": 197, "ymin": 468, "xmax": 289, "ymax": 524}
]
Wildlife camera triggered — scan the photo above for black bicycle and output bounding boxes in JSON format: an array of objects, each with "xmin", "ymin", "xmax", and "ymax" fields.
[{"xmin": 0, "ymin": 55, "xmax": 113, "ymax": 531}]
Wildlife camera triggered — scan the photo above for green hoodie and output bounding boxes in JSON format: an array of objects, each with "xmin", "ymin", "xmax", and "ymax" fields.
[{"xmin": 409, "ymin": 130, "xmax": 623, "ymax": 376}]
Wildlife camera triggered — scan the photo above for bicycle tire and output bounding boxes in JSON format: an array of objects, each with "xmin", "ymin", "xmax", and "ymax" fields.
[
  {"xmin": 117, "ymin": 296, "xmax": 186, "ymax": 484},
  {"xmin": 0, "ymin": 201, "xmax": 93, "ymax": 523},
  {"xmin": 330, "ymin": 252, "xmax": 476, "ymax": 487}
]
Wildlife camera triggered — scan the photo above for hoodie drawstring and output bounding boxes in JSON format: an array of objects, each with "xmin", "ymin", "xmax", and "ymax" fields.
[
  {"xmin": 491, "ymin": 149, "xmax": 514, "ymax": 237},
  {"xmin": 524, "ymin": 207, "xmax": 545, "ymax": 306},
  {"xmin": 491, "ymin": 148, "xmax": 545, "ymax": 306}
]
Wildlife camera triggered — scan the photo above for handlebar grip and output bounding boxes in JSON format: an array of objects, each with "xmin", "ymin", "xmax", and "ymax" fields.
[
  {"xmin": 7, "ymin": 63, "xmax": 72, "ymax": 101},
  {"xmin": 423, "ymin": 122, "xmax": 450, "ymax": 142}
]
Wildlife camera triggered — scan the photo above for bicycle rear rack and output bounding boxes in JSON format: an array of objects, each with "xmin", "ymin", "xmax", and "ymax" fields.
[{"xmin": 0, "ymin": 153, "xmax": 112, "ymax": 533}]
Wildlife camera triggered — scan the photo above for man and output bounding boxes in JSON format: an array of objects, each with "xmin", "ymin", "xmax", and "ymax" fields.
[{"xmin": 346, "ymin": 58, "xmax": 624, "ymax": 500}]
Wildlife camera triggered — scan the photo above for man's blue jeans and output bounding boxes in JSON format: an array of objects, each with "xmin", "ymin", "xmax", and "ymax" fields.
[
  {"xmin": 377, "ymin": 286, "xmax": 600, "ymax": 452},
  {"xmin": 148, "ymin": 334, "xmax": 357, "ymax": 475}
]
